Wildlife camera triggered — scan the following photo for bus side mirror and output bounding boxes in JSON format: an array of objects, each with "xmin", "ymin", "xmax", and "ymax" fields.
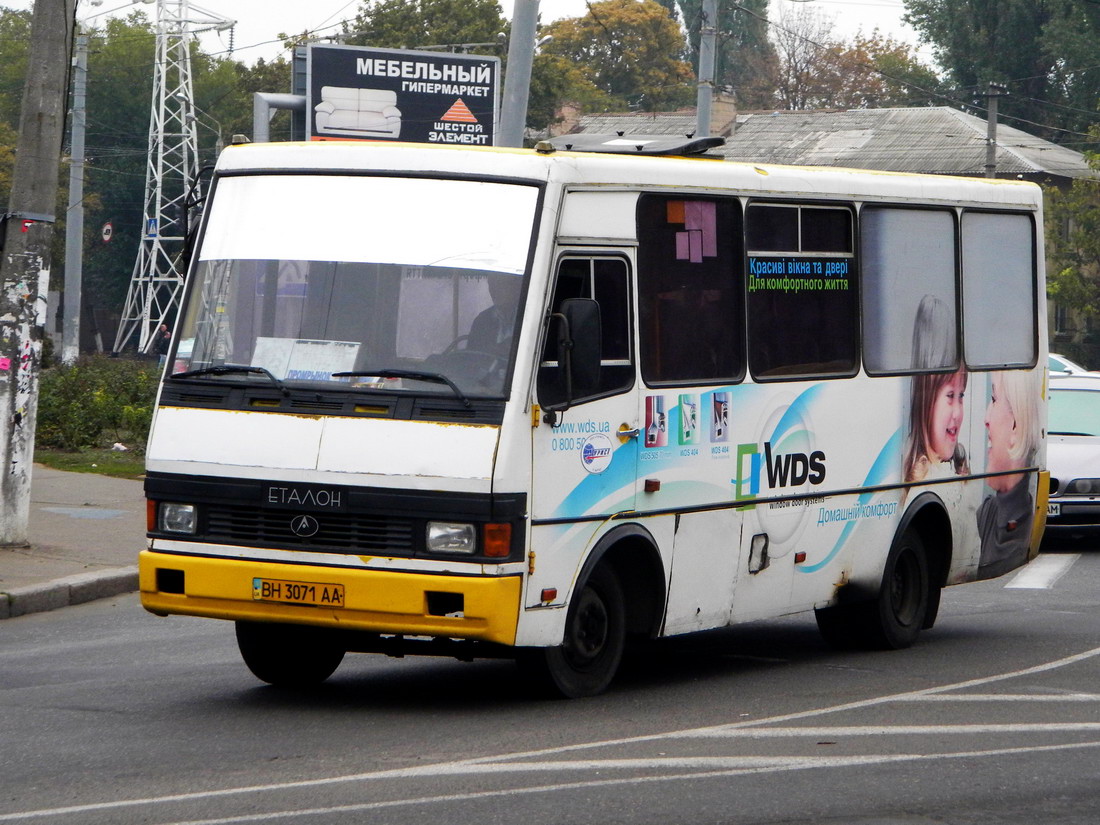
[
  {"xmin": 543, "ymin": 298, "xmax": 601, "ymax": 425},
  {"xmin": 181, "ymin": 164, "xmax": 216, "ymax": 268},
  {"xmin": 563, "ymin": 298, "xmax": 601, "ymax": 396}
]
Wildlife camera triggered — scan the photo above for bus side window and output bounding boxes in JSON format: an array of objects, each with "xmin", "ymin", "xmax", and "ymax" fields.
[
  {"xmin": 746, "ymin": 203, "xmax": 857, "ymax": 379},
  {"xmin": 538, "ymin": 257, "xmax": 633, "ymax": 407},
  {"xmin": 961, "ymin": 211, "xmax": 1036, "ymax": 368},
  {"xmin": 637, "ymin": 195, "xmax": 744, "ymax": 385}
]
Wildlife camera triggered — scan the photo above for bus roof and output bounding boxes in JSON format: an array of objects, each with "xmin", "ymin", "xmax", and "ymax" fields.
[{"xmin": 216, "ymin": 140, "xmax": 1043, "ymax": 211}]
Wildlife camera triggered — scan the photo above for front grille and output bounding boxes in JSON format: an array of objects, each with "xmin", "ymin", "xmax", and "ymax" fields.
[
  {"xmin": 288, "ymin": 398, "xmax": 346, "ymax": 412},
  {"xmin": 1050, "ymin": 506, "xmax": 1100, "ymax": 526},
  {"xmin": 204, "ymin": 504, "xmax": 416, "ymax": 554},
  {"xmin": 159, "ymin": 382, "xmax": 506, "ymax": 424}
]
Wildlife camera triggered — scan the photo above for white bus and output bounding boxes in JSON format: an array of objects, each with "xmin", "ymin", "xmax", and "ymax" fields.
[{"xmin": 140, "ymin": 137, "xmax": 1049, "ymax": 697}]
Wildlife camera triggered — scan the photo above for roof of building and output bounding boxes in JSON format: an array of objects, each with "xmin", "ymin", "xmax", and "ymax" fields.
[
  {"xmin": 573, "ymin": 106, "xmax": 1095, "ymax": 181},
  {"xmin": 574, "ymin": 111, "xmax": 705, "ymax": 138}
]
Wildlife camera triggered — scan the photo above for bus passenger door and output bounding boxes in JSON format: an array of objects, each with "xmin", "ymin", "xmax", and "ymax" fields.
[
  {"xmin": 530, "ymin": 254, "xmax": 639, "ymax": 570},
  {"xmin": 633, "ymin": 194, "xmax": 747, "ymax": 634}
]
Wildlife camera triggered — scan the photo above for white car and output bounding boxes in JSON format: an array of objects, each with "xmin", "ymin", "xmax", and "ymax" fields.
[
  {"xmin": 1045, "ymin": 373, "xmax": 1100, "ymax": 540},
  {"xmin": 1049, "ymin": 352, "xmax": 1094, "ymax": 375}
]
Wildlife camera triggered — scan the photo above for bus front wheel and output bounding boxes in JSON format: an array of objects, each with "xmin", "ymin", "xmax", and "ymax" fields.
[
  {"xmin": 518, "ymin": 566, "xmax": 626, "ymax": 698},
  {"xmin": 235, "ymin": 621, "xmax": 345, "ymax": 688},
  {"xmin": 815, "ymin": 527, "xmax": 930, "ymax": 650}
]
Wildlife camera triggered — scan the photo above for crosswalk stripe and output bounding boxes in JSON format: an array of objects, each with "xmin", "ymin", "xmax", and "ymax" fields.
[{"xmin": 1005, "ymin": 553, "xmax": 1079, "ymax": 589}]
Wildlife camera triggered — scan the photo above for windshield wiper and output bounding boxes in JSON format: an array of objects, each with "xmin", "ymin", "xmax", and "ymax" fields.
[
  {"xmin": 1049, "ymin": 430, "xmax": 1096, "ymax": 437},
  {"xmin": 333, "ymin": 369, "xmax": 471, "ymax": 408},
  {"xmin": 171, "ymin": 364, "xmax": 289, "ymax": 396}
]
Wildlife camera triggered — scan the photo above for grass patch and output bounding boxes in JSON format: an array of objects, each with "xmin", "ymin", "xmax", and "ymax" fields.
[
  {"xmin": 34, "ymin": 355, "xmax": 156, "ymax": 480},
  {"xmin": 35, "ymin": 447, "xmax": 146, "ymax": 480}
]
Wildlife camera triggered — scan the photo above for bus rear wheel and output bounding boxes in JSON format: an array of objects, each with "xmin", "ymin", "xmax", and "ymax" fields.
[
  {"xmin": 235, "ymin": 621, "xmax": 345, "ymax": 688},
  {"xmin": 518, "ymin": 566, "xmax": 625, "ymax": 698},
  {"xmin": 815, "ymin": 527, "xmax": 930, "ymax": 650}
]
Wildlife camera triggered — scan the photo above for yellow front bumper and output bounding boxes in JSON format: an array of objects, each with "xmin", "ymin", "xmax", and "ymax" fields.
[
  {"xmin": 1029, "ymin": 470, "xmax": 1051, "ymax": 562},
  {"xmin": 139, "ymin": 550, "xmax": 521, "ymax": 646}
]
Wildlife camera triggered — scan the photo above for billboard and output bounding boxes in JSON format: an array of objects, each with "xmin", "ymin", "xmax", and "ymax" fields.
[{"xmin": 307, "ymin": 44, "xmax": 500, "ymax": 146}]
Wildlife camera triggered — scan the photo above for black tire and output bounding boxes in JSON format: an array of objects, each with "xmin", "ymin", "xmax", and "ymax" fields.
[
  {"xmin": 235, "ymin": 621, "xmax": 345, "ymax": 688},
  {"xmin": 876, "ymin": 528, "xmax": 930, "ymax": 648},
  {"xmin": 814, "ymin": 600, "xmax": 861, "ymax": 649},
  {"xmin": 518, "ymin": 566, "xmax": 626, "ymax": 698},
  {"xmin": 922, "ymin": 575, "xmax": 943, "ymax": 630},
  {"xmin": 815, "ymin": 527, "xmax": 929, "ymax": 650}
]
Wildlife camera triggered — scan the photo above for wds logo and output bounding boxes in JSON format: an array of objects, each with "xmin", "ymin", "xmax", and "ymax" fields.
[
  {"xmin": 736, "ymin": 442, "xmax": 826, "ymax": 502},
  {"xmin": 734, "ymin": 395, "xmax": 827, "ymax": 548}
]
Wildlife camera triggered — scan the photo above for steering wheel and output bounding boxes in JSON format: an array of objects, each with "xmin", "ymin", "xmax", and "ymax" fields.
[
  {"xmin": 424, "ymin": 348, "xmax": 501, "ymax": 386},
  {"xmin": 440, "ymin": 335, "xmax": 470, "ymax": 356}
]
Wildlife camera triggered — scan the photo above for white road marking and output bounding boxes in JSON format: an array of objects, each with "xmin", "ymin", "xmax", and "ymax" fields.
[
  {"xmin": 899, "ymin": 692, "xmax": 1100, "ymax": 702},
  {"xmin": 1005, "ymin": 553, "xmax": 1080, "ymax": 588},
  {"xmin": 686, "ymin": 722, "xmax": 1100, "ymax": 737},
  {"xmin": 5, "ymin": 645, "xmax": 1100, "ymax": 823},
  {"xmin": 166, "ymin": 740, "xmax": 1100, "ymax": 825}
]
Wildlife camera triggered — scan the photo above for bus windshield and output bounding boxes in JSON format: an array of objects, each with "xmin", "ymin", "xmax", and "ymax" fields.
[{"xmin": 174, "ymin": 174, "xmax": 539, "ymax": 399}]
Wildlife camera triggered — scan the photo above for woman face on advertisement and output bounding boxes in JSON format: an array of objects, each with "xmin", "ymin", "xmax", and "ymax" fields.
[
  {"xmin": 984, "ymin": 373, "xmax": 1018, "ymax": 483},
  {"xmin": 928, "ymin": 369, "xmax": 966, "ymax": 462}
]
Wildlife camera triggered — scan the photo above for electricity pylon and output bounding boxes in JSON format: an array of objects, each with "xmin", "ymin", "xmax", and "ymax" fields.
[{"xmin": 113, "ymin": 0, "xmax": 233, "ymax": 354}]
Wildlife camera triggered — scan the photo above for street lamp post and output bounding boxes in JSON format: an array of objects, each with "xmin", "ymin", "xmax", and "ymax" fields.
[
  {"xmin": 62, "ymin": 0, "xmax": 155, "ymax": 364},
  {"xmin": 175, "ymin": 93, "xmax": 224, "ymax": 159}
]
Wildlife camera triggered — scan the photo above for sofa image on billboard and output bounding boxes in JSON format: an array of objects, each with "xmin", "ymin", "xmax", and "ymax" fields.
[{"xmin": 314, "ymin": 86, "xmax": 402, "ymax": 138}]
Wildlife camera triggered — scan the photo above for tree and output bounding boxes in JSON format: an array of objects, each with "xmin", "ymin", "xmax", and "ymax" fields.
[
  {"xmin": 0, "ymin": 8, "xmax": 32, "ymax": 207},
  {"xmin": 0, "ymin": 120, "xmax": 16, "ymax": 207},
  {"xmin": 542, "ymin": 0, "xmax": 695, "ymax": 112},
  {"xmin": 1046, "ymin": 140, "xmax": 1100, "ymax": 367},
  {"xmin": 189, "ymin": 51, "xmax": 296, "ymax": 158},
  {"xmin": 769, "ymin": 2, "xmax": 837, "ymax": 110},
  {"xmin": 903, "ymin": 0, "xmax": 1100, "ymax": 145},
  {"xmin": 78, "ymin": 13, "xmax": 157, "ymax": 317},
  {"xmin": 0, "ymin": 8, "xmax": 32, "ymax": 131},
  {"xmin": 346, "ymin": 0, "xmax": 506, "ymax": 52},
  {"xmin": 816, "ymin": 32, "xmax": 945, "ymax": 110},
  {"xmin": 858, "ymin": 34, "xmax": 945, "ymax": 107},
  {"xmin": 677, "ymin": 0, "xmax": 779, "ymax": 109},
  {"xmin": 526, "ymin": 52, "xmax": 611, "ymax": 135},
  {"xmin": 769, "ymin": 5, "xmax": 942, "ymax": 111}
]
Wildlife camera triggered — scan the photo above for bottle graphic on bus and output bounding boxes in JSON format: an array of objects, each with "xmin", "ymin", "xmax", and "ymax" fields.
[
  {"xmin": 645, "ymin": 395, "xmax": 667, "ymax": 448},
  {"xmin": 679, "ymin": 394, "xmax": 699, "ymax": 444},
  {"xmin": 710, "ymin": 392, "xmax": 730, "ymax": 442}
]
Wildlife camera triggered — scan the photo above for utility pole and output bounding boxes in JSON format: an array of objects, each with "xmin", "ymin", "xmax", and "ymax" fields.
[
  {"xmin": 498, "ymin": 0, "xmax": 539, "ymax": 147},
  {"xmin": 695, "ymin": 0, "xmax": 717, "ymax": 138},
  {"xmin": 983, "ymin": 82, "xmax": 1008, "ymax": 179},
  {"xmin": 61, "ymin": 26, "xmax": 88, "ymax": 366},
  {"xmin": 0, "ymin": 0, "xmax": 77, "ymax": 546}
]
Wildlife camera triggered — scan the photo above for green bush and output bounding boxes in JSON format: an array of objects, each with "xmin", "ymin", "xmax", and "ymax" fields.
[{"xmin": 36, "ymin": 356, "xmax": 159, "ymax": 452}]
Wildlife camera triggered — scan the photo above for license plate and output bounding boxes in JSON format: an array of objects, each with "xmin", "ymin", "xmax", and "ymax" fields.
[
  {"xmin": 252, "ymin": 578, "xmax": 345, "ymax": 608},
  {"xmin": 1047, "ymin": 502, "xmax": 1061, "ymax": 517}
]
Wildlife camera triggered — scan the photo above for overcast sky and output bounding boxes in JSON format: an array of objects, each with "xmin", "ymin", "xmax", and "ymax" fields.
[
  {"xmin": 3, "ymin": 0, "xmax": 924, "ymax": 65},
  {"xmin": 218, "ymin": 0, "xmax": 923, "ymax": 64}
]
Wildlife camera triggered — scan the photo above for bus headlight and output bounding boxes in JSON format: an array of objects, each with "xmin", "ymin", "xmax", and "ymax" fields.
[
  {"xmin": 159, "ymin": 503, "xmax": 197, "ymax": 534},
  {"xmin": 426, "ymin": 522, "xmax": 477, "ymax": 554}
]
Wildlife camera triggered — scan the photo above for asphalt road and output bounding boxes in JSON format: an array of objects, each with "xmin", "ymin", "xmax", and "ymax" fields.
[{"xmin": 2, "ymin": 544, "xmax": 1099, "ymax": 825}]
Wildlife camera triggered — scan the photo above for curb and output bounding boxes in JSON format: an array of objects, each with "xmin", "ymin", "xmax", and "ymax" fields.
[{"xmin": 0, "ymin": 566, "xmax": 139, "ymax": 620}]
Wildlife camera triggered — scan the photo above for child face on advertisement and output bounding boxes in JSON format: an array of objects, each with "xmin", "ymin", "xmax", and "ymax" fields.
[{"xmin": 928, "ymin": 369, "xmax": 966, "ymax": 462}]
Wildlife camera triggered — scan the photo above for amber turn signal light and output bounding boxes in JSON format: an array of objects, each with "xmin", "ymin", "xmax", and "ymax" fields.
[{"xmin": 483, "ymin": 523, "xmax": 512, "ymax": 557}]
